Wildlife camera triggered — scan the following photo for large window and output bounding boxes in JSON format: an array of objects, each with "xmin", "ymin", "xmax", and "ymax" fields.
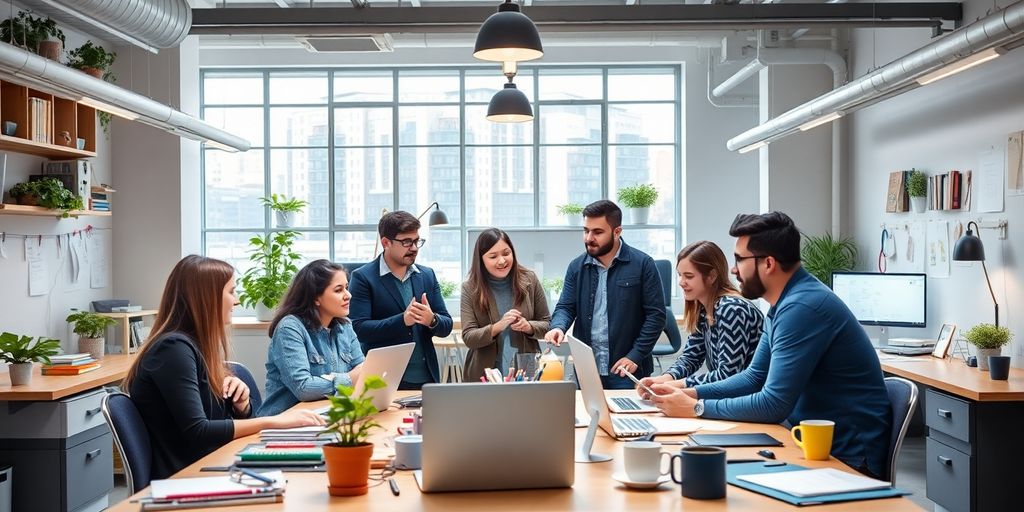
[{"xmin": 201, "ymin": 66, "xmax": 682, "ymax": 288}]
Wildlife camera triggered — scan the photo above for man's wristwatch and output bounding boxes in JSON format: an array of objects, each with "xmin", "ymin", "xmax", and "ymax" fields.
[
  {"xmin": 429, "ymin": 314, "xmax": 439, "ymax": 329},
  {"xmin": 693, "ymin": 399, "xmax": 705, "ymax": 417}
]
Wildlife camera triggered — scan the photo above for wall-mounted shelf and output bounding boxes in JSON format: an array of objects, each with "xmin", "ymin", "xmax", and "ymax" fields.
[
  {"xmin": 0, "ymin": 78, "xmax": 98, "ymax": 159},
  {"xmin": 0, "ymin": 204, "xmax": 110, "ymax": 218},
  {"xmin": 0, "ymin": 134, "xmax": 96, "ymax": 159}
]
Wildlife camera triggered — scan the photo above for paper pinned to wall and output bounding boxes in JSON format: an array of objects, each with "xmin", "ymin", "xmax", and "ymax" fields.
[
  {"xmin": 68, "ymin": 234, "xmax": 84, "ymax": 286},
  {"xmin": 25, "ymin": 237, "xmax": 48, "ymax": 296},
  {"xmin": 885, "ymin": 223, "xmax": 925, "ymax": 273},
  {"xmin": 926, "ymin": 221, "xmax": 950, "ymax": 279},
  {"xmin": 1008, "ymin": 131, "xmax": 1023, "ymax": 194},
  {"xmin": 976, "ymin": 148, "xmax": 1005, "ymax": 212},
  {"xmin": 88, "ymin": 231, "xmax": 108, "ymax": 289}
]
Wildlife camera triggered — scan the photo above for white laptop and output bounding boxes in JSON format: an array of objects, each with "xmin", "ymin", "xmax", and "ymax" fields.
[
  {"xmin": 317, "ymin": 342, "xmax": 415, "ymax": 415},
  {"xmin": 567, "ymin": 335, "xmax": 704, "ymax": 439},
  {"xmin": 414, "ymin": 382, "xmax": 576, "ymax": 492}
]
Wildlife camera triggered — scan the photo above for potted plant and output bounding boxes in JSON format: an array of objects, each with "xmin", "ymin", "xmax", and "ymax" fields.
[
  {"xmin": 0, "ymin": 12, "xmax": 64, "ymax": 58},
  {"xmin": 8, "ymin": 179, "xmax": 83, "ymax": 216},
  {"xmin": 260, "ymin": 194, "xmax": 308, "ymax": 229},
  {"xmin": 0, "ymin": 332, "xmax": 61, "ymax": 386},
  {"xmin": 9, "ymin": 182, "xmax": 39, "ymax": 206},
  {"xmin": 556, "ymin": 203, "xmax": 584, "ymax": 226},
  {"xmin": 321, "ymin": 376, "xmax": 387, "ymax": 496},
  {"xmin": 65, "ymin": 311, "xmax": 118, "ymax": 360},
  {"xmin": 906, "ymin": 169, "xmax": 927, "ymax": 213},
  {"xmin": 617, "ymin": 184, "xmax": 659, "ymax": 225},
  {"xmin": 543, "ymin": 277, "xmax": 563, "ymax": 304},
  {"xmin": 439, "ymin": 278, "xmax": 457, "ymax": 299},
  {"xmin": 962, "ymin": 323, "xmax": 1013, "ymax": 372},
  {"xmin": 66, "ymin": 40, "xmax": 116, "ymax": 80},
  {"xmin": 239, "ymin": 231, "xmax": 302, "ymax": 321},
  {"xmin": 801, "ymin": 233, "xmax": 857, "ymax": 288}
]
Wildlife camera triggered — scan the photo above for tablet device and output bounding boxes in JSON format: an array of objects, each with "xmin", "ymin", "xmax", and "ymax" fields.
[{"xmin": 688, "ymin": 433, "xmax": 784, "ymax": 447}]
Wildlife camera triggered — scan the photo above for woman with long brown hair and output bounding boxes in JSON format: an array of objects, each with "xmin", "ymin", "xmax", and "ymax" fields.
[
  {"xmin": 637, "ymin": 241, "xmax": 763, "ymax": 397},
  {"xmin": 461, "ymin": 228, "xmax": 551, "ymax": 382},
  {"xmin": 123, "ymin": 255, "xmax": 323, "ymax": 480}
]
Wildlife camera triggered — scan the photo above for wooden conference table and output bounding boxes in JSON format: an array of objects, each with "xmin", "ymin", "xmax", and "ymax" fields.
[{"xmin": 109, "ymin": 390, "xmax": 919, "ymax": 511}]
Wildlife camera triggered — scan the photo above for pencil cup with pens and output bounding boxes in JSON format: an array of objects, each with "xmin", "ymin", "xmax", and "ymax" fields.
[{"xmin": 481, "ymin": 352, "xmax": 570, "ymax": 382}]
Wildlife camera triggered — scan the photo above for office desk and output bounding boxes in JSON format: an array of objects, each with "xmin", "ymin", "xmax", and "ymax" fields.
[
  {"xmin": 108, "ymin": 391, "xmax": 918, "ymax": 512},
  {"xmin": 0, "ymin": 355, "xmax": 133, "ymax": 511},
  {"xmin": 880, "ymin": 356, "xmax": 1024, "ymax": 512}
]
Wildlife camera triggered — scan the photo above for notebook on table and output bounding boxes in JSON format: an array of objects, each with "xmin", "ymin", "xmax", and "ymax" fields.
[
  {"xmin": 689, "ymin": 433, "xmax": 784, "ymax": 447},
  {"xmin": 727, "ymin": 461, "xmax": 909, "ymax": 506}
]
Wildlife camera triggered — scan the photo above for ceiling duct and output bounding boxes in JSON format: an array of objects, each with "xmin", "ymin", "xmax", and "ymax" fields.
[
  {"xmin": 0, "ymin": 43, "xmax": 250, "ymax": 152},
  {"xmin": 727, "ymin": 1, "xmax": 1024, "ymax": 152},
  {"xmin": 19, "ymin": 0, "xmax": 191, "ymax": 53},
  {"xmin": 296, "ymin": 35, "xmax": 394, "ymax": 53}
]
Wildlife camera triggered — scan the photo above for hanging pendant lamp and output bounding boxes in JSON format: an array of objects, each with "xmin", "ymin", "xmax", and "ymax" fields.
[{"xmin": 473, "ymin": 0, "xmax": 544, "ymax": 63}]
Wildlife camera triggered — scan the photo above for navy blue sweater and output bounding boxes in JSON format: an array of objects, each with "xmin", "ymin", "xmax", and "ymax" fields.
[{"xmin": 694, "ymin": 267, "xmax": 891, "ymax": 477}]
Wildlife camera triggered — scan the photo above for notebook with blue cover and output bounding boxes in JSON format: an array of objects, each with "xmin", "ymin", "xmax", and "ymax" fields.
[{"xmin": 727, "ymin": 461, "xmax": 910, "ymax": 506}]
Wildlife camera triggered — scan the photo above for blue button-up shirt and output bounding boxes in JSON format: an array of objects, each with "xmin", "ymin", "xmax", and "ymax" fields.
[{"xmin": 584, "ymin": 243, "xmax": 623, "ymax": 375}]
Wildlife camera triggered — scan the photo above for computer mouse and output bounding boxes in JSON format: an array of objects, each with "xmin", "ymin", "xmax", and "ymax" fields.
[{"xmin": 757, "ymin": 449, "xmax": 776, "ymax": 459}]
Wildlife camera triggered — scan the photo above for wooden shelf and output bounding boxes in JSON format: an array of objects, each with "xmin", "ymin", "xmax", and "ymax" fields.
[
  {"xmin": 97, "ymin": 310, "xmax": 158, "ymax": 355},
  {"xmin": 0, "ymin": 134, "xmax": 97, "ymax": 159},
  {"xmin": 0, "ymin": 204, "xmax": 111, "ymax": 218}
]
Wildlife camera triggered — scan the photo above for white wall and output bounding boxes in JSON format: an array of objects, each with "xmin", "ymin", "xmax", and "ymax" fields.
[{"xmin": 847, "ymin": 0, "xmax": 1024, "ymax": 364}]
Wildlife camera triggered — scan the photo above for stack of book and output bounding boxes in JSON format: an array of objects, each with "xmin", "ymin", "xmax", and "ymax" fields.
[
  {"xmin": 128, "ymin": 316, "xmax": 146, "ymax": 351},
  {"xmin": 28, "ymin": 97, "xmax": 53, "ymax": 143},
  {"xmin": 236, "ymin": 445, "xmax": 324, "ymax": 468},
  {"xmin": 259, "ymin": 426, "xmax": 333, "ymax": 444},
  {"xmin": 90, "ymin": 184, "xmax": 115, "ymax": 212},
  {"xmin": 141, "ymin": 470, "xmax": 286, "ymax": 510},
  {"xmin": 42, "ymin": 353, "xmax": 102, "ymax": 375},
  {"xmin": 930, "ymin": 170, "xmax": 968, "ymax": 210}
]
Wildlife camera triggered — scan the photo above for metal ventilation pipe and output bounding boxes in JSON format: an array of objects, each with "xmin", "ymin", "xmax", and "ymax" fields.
[
  {"xmin": 21, "ymin": 0, "xmax": 192, "ymax": 52},
  {"xmin": 727, "ymin": 0, "xmax": 1024, "ymax": 151},
  {"xmin": 713, "ymin": 47, "xmax": 846, "ymax": 98}
]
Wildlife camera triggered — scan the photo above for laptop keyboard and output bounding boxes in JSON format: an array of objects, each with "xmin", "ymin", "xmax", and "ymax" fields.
[
  {"xmin": 613, "ymin": 416, "xmax": 655, "ymax": 436},
  {"xmin": 611, "ymin": 397, "xmax": 643, "ymax": 411}
]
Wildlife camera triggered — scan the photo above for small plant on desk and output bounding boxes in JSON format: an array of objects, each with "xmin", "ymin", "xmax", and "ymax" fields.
[
  {"xmin": 66, "ymin": 311, "xmax": 118, "ymax": 360},
  {"xmin": 0, "ymin": 332, "xmax": 61, "ymax": 386},
  {"xmin": 320, "ymin": 375, "xmax": 387, "ymax": 497},
  {"xmin": 963, "ymin": 323, "xmax": 1013, "ymax": 371}
]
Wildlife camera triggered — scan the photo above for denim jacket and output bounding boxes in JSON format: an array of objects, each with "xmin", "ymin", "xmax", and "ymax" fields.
[{"xmin": 258, "ymin": 314, "xmax": 365, "ymax": 416}]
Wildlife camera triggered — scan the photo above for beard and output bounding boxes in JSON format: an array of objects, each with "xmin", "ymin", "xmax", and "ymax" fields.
[
  {"xmin": 738, "ymin": 266, "xmax": 766, "ymax": 300},
  {"xmin": 586, "ymin": 238, "xmax": 615, "ymax": 258}
]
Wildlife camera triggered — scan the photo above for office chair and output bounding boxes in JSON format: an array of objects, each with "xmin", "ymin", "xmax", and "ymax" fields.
[
  {"xmin": 338, "ymin": 261, "xmax": 369, "ymax": 275},
  {"xmin": 101, "ymin": 391, "xmax": 153, "ymax": 493},
  {"xmin": 227, "ymin": 361, "xmax": 263, "ymax": 415},
  {"xmin": 652, "ymin": 259, "xmax": 683, "ymax": 373},
  {"xmin": 883, "ymin": 376, "xmax": 919, "ymax": 485}
]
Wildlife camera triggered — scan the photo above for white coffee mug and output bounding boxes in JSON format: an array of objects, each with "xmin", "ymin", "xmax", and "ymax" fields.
[
  {"xmin": 394, "ymin": 435, "xmax": 423, "ymax": 470},
  {"xmin": 623, "ymin": 441, "xmax": 670, "ymax": 482}
]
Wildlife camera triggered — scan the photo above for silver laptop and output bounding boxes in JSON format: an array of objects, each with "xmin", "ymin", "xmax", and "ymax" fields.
[
  {"xmin": 414, "ymin": 382, "xmax": 576, "ymax": 492},
  {"xmin": 318, "ymin": 343, "xmax": 415, "ymax": 415},
  {"xmin": 567, "ymin": 335, "xmax": 704, "ymax": 439}
]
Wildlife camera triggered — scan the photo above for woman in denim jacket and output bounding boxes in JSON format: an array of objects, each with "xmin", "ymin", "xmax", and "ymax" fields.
[{"xmin": 258, "ymin": 260, "xmax": 365, "ymax": 416}]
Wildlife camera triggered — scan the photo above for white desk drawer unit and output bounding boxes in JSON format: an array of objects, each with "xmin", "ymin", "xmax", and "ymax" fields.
[{"xmin": 0, "ymin": 389, "xmax": 106, "ymax": 439}]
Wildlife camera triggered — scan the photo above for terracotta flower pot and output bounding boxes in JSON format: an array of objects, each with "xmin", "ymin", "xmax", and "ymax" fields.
[
  {"xmin": 81, "ymin": 67, "xmax": 103, "ymax": 79},
  {"xmin": 323, "ymin": 443, "xmax": 373, "ymax": 496},
  {"xmin": 37, "ymin": 40, "xmax": 62, "ymax": 61},
  {"xmin": 18, "ymin": 194, "xmax": 39, "ymax": 206}
]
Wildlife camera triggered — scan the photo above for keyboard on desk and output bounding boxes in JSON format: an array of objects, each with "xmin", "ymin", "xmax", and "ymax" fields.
[
  {"xmin": 613, "ymin": 416, "xmax": 655, "ymax": 436},
  {"xmin": 610, "ymin": 397, "xmax": 645, "ymax": 411}
]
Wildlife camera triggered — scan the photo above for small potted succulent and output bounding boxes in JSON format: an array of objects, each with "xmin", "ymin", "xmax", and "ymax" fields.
[
  {"xmin": 66, "ymin": 311, "xmax": 118, "ymax": 360},
  {"xmin": 962, "ymin": 323, "xmax": 1013, "ymax": 372},
  {"xmin": 906, "ymin": 169, "xmax": 927, "ymax": 213},
  {"xmin": 617, "ymin": 183, "xmax": 659, "ymax": 225},
  {"xmin": 556, "ymin": 203, "xmax": 584, "ymax": 226},
  {"xmin": 260, "ymin": 194, "xmax": 308, "ymax": 229},
  {"xmin": 0, "ymin": 332, "xmax": 61, "ymax": 386},
  {"xmin": 321, "ymin": 376, "xmax": 387, "ymax": 496}
]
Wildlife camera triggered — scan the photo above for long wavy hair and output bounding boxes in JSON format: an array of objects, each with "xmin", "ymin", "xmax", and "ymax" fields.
[
  {"xmin": 467, "ymin": 228, "xmax": 528, "ymax": 311},
  {"xmin": 678, "ymin": 241, "xmax": 741, "ymax": 332},
  {"xmin": 122, "ymin": 255, "xmax": 235, "ymax": 397},
  {"xmin": 269, "ymin": 259, "xmax": 348, "ymax": 335}
]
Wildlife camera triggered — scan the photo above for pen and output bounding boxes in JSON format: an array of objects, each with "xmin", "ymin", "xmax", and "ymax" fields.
[
  {"xmin": 236, "ymin": 467, "xmax": 276, "ymax": 484},
  {"xmin": 389, "ymin": 478, "xmax": 400, "ymax": 496}
]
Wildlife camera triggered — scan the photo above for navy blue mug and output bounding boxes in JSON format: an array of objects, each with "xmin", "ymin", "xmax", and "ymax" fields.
[
  {"xmin": 670, "ymin": 446, "xmax": 726, "ymax": 499},
  {"xmin": 988, "ymin": 356, "xmax": 1011, "ymax": 380}
]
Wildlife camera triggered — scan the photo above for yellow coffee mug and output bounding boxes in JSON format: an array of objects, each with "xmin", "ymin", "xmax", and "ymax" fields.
[{"xmin": 790, "ymin": 420, "xmax": 835, "ymax": 461}]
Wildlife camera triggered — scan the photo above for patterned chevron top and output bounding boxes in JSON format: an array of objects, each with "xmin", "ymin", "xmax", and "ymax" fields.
[{"xmin": 664, "ymin": 295, "xmax": 764, "ymax": 386}]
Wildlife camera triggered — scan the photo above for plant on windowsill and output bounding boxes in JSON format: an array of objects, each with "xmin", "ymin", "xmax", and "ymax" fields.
[
  {"xmin": 962, "ymin": 323, "xmax": 1013, "ymax": 371},
  {"xmin": 438, "ymin": 278, "xmax": 457, "ymax": 299},
  {"xmin": 543, "ymin": 277, "xmax": 564, "ymax": 303},
  {"xmin": 0, "ymin": 12, "xmax": 65, "ymax": 59},
  {"xmin": 321, "ymin": 376, "xmax": 387, "ymax": 497},
  {"xmin": 8, "ymin": 178, "xmax": 84, "ymax": 217},
  {"xmin": 239, "ymin": 230, "xmax": 302, "ymax": 322},
  {"xmin": 800, "ymin": 233, "xmax": 857, "ymax": 288},
  {"xmin": 0, "ymin": 332, "xmax": 61, "ymax": 386},
  {"xmin": 617, "ymin": 184, "xmax": 658, "ymax": 225},
  {"xmin": 260, "ymin": 194, "xmax": 308, "ymax": 228},
  {"xmin": 65, "ymin": 311, "xmax": 118, "ymax": 360},
  {"xmin": 906, "ymin": 169, "xmax": 927, "ymax": 213},
  {"xmin": 556, "ymin": 203, "xmax": 583, "ymax": 225}
]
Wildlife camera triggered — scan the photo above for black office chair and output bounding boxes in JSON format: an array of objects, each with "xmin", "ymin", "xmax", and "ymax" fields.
[
  {"xmin": 227, "ymin": 361, "xmax": 263, "ymax": 416},
  {"xmin": 883, "ymin": 376, "xmax": 919, "ymax": 485},
  {"xmin": 101, "ymin": 391, "xmax": 153, "ymax": 493},
  {"xmin": 652, "ymin": 259, "xmax": 683, "ymax": 373}
]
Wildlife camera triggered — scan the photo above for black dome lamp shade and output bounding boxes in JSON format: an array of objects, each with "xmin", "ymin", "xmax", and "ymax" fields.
[
  {"xmin": 487, "ymin": 78, "xmax": 533, "ymax": 123},
  {"xmin": 473, "ymin": 0, "xmax": 544, "ymax": 63},
  {"xmin": 952, "ymin": 220, "xmax": 999, "ymax": 327}
]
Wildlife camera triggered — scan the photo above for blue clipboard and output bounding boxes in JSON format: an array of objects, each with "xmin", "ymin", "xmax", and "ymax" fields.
[{"xmin": 727, "ymin": 462, "xmax": 910, "ymax": 506}]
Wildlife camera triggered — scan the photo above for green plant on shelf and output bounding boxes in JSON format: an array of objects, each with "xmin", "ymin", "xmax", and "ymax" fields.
[
  {"xmin": 556, "ymin": 203, "xmax": 584, "ymax": 216},
  {"xmin": 8, "ymin": 178, "xmax": 84, "ymax": 217},
  {"xmin": 239, "ymin": 231, "xmax": 302, "ymax": 311},
  {"xmin": 259, "ymin": 194, "xmax": 308, "ymax": 213},
  {"xmin": 65, "ymin": 311, "xmax": 119, "ymax": 339},
  {"xmin": 0, "ymin": 12, "xmax": 65, "ymax": 53},
  {"xmin": 66, "ymin": 40, "xmax": 117, "ymax": 79},
  {"xmin": 439, "ymin": 278, "xmax": 457, "ymax": 299},
  {"xmin": 617, "ymin": 184, "xmax": 659, "ymax": 209},
  {"xmin": 906, "ymin": 169, "xmax": 927, "ymax": 198}
]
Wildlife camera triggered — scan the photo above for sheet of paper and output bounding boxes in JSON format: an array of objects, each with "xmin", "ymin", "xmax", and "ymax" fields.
[
  {"xmin": 976, "ymin": 148, "xmax": 1004, "ymax": 212},
  {"xmin": 25, "ymin": 237, "xmax": 48, "ymax": 296},
  {"xmin": 926, "ymin": 221, "xmax": 950, "ymax": 279},
  {"xmin": 89, "ymin": 231, "xmax": 109, "ymax": 289},
  {"xmin": 150, "ymin": 470, "xmax": 285, "ymax": 499},
  {"xmin": 68, "ymin": 234, "xmax": 83, "ymax": 285},
  {"xmin": 1008, "ymin": 131, "xmax": 1023, "ymax": 192},
  {"xmin": 736, "ymin": 468, "xmax": 891, "ymax": 498}
]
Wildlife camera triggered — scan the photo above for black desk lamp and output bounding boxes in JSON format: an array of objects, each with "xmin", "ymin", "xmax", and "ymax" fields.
[
  {"xmin": 952, "ymin": 221, "xmax": 998, "ymax": 327},
  {"xmin": 373, "ymin": 203, "xmax": 449, "ymax": 257}
]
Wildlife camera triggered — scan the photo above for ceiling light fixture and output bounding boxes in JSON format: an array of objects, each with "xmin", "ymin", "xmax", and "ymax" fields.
[
  {"xmin": 473, "ymin": 0, "xmax": 544, "ymax": 63},
  {"xmin": 798, "ymin": 111, "xmax": 843, "ymax": 132},
  {"xmin": 738, "ymin": 141, "xmax": 768, "ymax": 154},
  {"xmin": 486, "ymin": 61, "xmax": 533, "ymax": 123},
  {"xmin": 916, "ymin": 47, "xmax": 1006, "ymax": 85}
]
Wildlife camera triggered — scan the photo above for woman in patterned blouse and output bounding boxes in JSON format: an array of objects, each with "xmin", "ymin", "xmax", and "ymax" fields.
[{"xmin": 638, "ymin": 240, "xmax": 764, "ymax": 396}]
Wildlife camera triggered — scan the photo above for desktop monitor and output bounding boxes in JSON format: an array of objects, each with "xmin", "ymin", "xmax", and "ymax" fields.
[{"xmin": 831, "ymin": 272, "xmax": 926, "ymax": 344}]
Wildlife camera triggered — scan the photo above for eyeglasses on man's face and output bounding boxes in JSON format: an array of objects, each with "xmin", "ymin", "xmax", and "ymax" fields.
[
  {"xmin": 389, "ymin": 237, "xmax": 426, "ymax": 249},
  {"xmin": 733, "ymin": 253, "xmax": 768, "ymax": 265}
]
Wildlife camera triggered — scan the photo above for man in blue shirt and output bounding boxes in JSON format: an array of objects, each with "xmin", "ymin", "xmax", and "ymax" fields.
[
  {"xmin": 650, "ymin": 211, "xmax": 891, "ymax": 478},
  {"xmin": 545, "ymin": 200, "xmax": 665, "ymax": 389},
  {"xmin": 349, "ymin": 211, "xmax": 453, "ymax": 390}
]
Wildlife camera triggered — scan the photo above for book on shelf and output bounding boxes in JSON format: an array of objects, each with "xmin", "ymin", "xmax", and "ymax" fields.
[
  {"xmin": 129, "ymin": 317, "xmax": 145, "ymax": 350},
  {"xmin": 885, "ymin": 171, "xmax": 907, "ymax": 212},
  {"xmin": 42, "ymin": 362, "xmax": 102, "ymax": 375},
  {"xmin": 28, "ymin": 97, "xmax": 53, "ymax": 144},
  {"xmin": 927, "ymin": 170, "xmax": 964, "ymax": 211}
]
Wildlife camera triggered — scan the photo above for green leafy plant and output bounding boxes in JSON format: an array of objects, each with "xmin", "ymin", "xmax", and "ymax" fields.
[
  {"xmin": 260, "ymin": 194, "xmax": 308, "ymax": 213},
  {"xmin": 439, "ymin": 278, "xmax": 457, "ymax": 299},
  {"xmin": 8, "ymin": 179, "xmax": 83, "ymax": 217},
  {"xmin": 617, "ymin": 183, "xmax": 659, "ymax": 209},
  {"xmin": 543, "ymin": 277, "xmax": 564, "ymax": 296},
  {"xmin": 962, "ymin": 323, "xmax": 1013, "ymax": 350},
  {"xmin": 66, "ymin": 40, "xmax": 117, "ymax": 78},
  {"xmin": 239, "ymin": 231, "xmax": 302, "ymax": 310},
  {"xmin": 0, "ymin": 12, "xmax": 65, "ymax": 52},
  {"xmin": 0, "ymin": 332, "xmax": 61, "ymax": 365},
  {"xmin": 556, "ymin": 203, "xmax": 584, "ymax": 216},
  {"xmin": 906, "ymin": 169, "xmax": 927, "ymax": 198},
  {"xmin": 801, "ymin": 233, "xmax": 857, "ymax": 288},
  {"xmin": 322, "ymin": 376, "xmax": 387, "ymax": 446},
  {"xmin": 65, "ymin": 311, "xmax": 118, "ymax": 338}
]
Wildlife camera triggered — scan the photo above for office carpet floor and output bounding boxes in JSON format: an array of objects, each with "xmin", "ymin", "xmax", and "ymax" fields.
[{"xmin": 105, "ymin": 436, "xmax": 933, "ymax": 510}]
